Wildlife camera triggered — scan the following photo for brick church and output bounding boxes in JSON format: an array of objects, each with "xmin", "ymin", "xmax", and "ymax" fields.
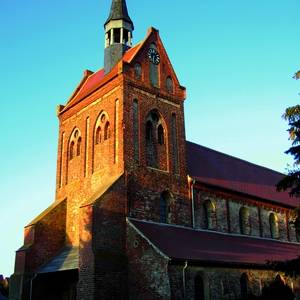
[{"xmin": 10, "ymin": 0, "xmax": 300, "ymax": 299}]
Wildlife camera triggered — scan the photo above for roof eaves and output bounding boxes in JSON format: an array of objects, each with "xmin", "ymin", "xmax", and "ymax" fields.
[{"xmin": 127, "ymin": 218, "xmax": 170, "ymax": 261}]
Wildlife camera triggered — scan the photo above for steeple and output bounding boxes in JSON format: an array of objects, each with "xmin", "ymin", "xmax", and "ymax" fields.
[{"xmin": 104, "ymin": 0, "xmax": 134, "ymax": 74}]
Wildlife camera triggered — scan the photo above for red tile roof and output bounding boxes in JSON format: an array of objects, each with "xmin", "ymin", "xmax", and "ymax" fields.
[
  {"xmin": 130, "ymin": 219, "xmax": 300, "ymax": 266},
  {"xmin": 186, "ymin": 141, "xmax": 299, "ymax": 208}
]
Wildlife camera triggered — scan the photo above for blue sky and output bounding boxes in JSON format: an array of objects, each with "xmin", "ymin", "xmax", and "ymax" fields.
[{"xmin": 1, "ymin": 0, "xmax": 300, "ymax": 277}]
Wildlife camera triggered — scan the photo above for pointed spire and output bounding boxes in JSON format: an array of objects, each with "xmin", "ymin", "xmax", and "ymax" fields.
[
  {"xmin": 105, "ymin": 0, "xmax": 134, "ymax": 29},
  {"xmin": 103, "ymin": 0, "xmax": 134, "ymax": 74}
]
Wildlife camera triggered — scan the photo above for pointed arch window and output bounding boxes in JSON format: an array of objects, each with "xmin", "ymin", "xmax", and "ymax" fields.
[
  {"xmin": 69, "ymin": 129, "xmax": 82, "ymax": 161},
  {"xmin": 77, "ymin": 137, "xmax": 82, "ymax": 156},
  {"xmin": 104, "ymin": 122, "xmax": 111, "ymax": 140},
  {"xmin": 203, "ymin": 200, "xmax": 216, "ymax": 230},
  {"xmin": 95, "ymin": 126, "xmax": 102, "ymax": 145},
  {"xmin": 157, "ymin": 124, "xmax": 164, "ymax": 145},
  {"xmin": 239, "ymin": 207, "xmax": 251, "ymax": 235},
  {"xmin": 69, "ymin": 141, "xmax": 75, "ymax": 160},
  {"xmin": 146, "ymin": 121, "xmax": 153, "ymax": 141},
  {"xmin": 270, "ymin": 213, "xmax": 279, "ymax": 239}
]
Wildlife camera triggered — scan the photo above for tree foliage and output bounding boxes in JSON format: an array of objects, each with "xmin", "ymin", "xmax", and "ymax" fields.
[{"xmin": 276, "ymin": 71, "xmax": 300, "ymax": 197}]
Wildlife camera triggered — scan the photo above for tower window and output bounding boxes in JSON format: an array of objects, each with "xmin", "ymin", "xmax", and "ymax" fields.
[
  {"xmin": 160, "ymin": 191, "xmax": 172, "ymax": 223},
  {"xmin": 104, "ymin": 121, "xmax": 111, "ymax": 140},
  {"xmin": 70, "ymin": 141, "xmax": 75, "ymax": 160},
  {"xmin": 134, "ymin": 63, "xmax": 142, "ymax": 79},
  {"xmin": 95, "ymin": 126, "xmax": 102, "ymax": 144},
  {"xmin": 77, "ymin": 137, "xmax": 82, "ymax": 156},
  {"xmin": 157, "ymin": 124, "xmax": 164, "ymax": 145},
  {"xmin": 146, "ymin": 121, "xmax": 153, "ymax": 141},
  {"xmin": 114, "ymin": 28, "xmax": 121, "ymax": 43},
  {"xmin": 123, "ymin": 29, "xmax": 129, "ymax": 44},
  {"xmin": 133, "ymin": 100, "xmax": 139, "ymax": 162},
  {"xmin": 171, "ymin": 113, "xmax": 179, "ymax": 174},
  {"xmin": 69, "ymin": 128, "xmax": 82, "ymax": 161}
]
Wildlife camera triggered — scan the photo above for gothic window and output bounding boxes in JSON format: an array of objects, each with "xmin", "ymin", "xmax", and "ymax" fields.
[
  {"xmin": 77, "ymin": 137, "xmax": 82, "ymax": 156},
  {"xmin": 69, "ymin": 141, "xmax": 75, "ymax": 160},
  {"xmin": 171, "ymin": 113, "xmax": 179, "ymax": 174},
  {"xmin": 203, "ymin": 200, "xmax": 216, "ymax": 230},
  {"xmin": 194, "ymin": 274, "xmax": 205, "ymax": 300},
  {"xmin": 239, "ymin": 207, "xmax": 251, "ymax": 235},
  {"xmin": 145, "ymin": 110, "xmax": 167, "ymax": 170},
  {"xmin": 157, "ymin": 124, "xmax": 164, "ymax": 145},
  {"xmin": 134, "ymin": 63, "xmax": 142, "ymax": 80},
  {"xmin": 240, "ymin": 273, "xmax": 249, "ymax": 299},
  {"xmin": 95, "ymin": 126, "xmax": 102, "ymax": 145},
  {"xmin": 69, "ymin": 128, "xmax": 82, "ymax": 161},
  {"xmin": 146, "ymin": 121, "xmax": 153, "ymax": 141},
  {"xmin": 160, "ymin": 191, "xmax": 172, "ymax": 223},
  {"xmin": 269, "ymin": 213, "xmax": 279, "ymax": 239},
  {"xmin": 149, "ymin": 43, "xmax": 159, "ymax": 87},
  {"xmin": 133, "ymin": 100, "xmax": 139, "ymax": 161},
  {"xmin": 104, "ymin": 122, "xmax": 111, "ymax": 140}
]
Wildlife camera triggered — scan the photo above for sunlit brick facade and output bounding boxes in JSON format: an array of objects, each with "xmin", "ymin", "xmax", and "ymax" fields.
[{"xmin": 10, "ymin": 1, "xmax": 300, "ymax": 299}]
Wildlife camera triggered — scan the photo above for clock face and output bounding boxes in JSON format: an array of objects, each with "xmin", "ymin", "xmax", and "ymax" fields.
[{"xmin": 147, "ymin": 48, "xmax": 160, "ymax": 65}]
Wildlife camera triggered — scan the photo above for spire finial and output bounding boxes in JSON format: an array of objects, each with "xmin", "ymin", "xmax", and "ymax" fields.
[{"xmin": 105, "ymin": 0, "xmax": 134, "ymax": 29}]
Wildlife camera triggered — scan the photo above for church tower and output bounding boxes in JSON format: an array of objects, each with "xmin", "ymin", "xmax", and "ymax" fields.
[
  {"xmin": 11, "ymin": 0, "xmax": 190, "ymax": 299},
  {"xmin": 104, "ymin": 0, "xmax": 134, "ymax": 73}
]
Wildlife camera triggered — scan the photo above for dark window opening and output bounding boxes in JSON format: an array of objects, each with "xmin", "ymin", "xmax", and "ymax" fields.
[
  {"xmin": 157, "ymin": 124, "xmax": 164, "ymax": 145},
  {"xmin": 240, "ymin": 273, "xmax": 249, "ymax": 299},
  {"xmin": 146, "ymin": 121, "xmax": 153, "ymax": 141},
  {"xmin": 96, "ymin": 127, "xmax": 101, "ymax": 145},
  {"xmin": 70, "ymin": 141, "xmax": 75, "ymax": 160},
  {"xmin": 160, "ymin": 191, "xmax": 172, "ymax": 223},
  {"xmin": 77, "ymin": 137, "xmax": 82, "ymax": 156},
  {"xmin": 195, "ymin": 274, "xmax": 205, "ymax": 300},
  {"xmin": 107, "ymin": 30, "xmax": 111, "ymax": 46},
  {"xmin": 114, "ymin": 28, "xmax": 121, "ymax": 43},
  {"xmin": 123, "ymin": 29, "xmax": 129, "ymax": 44},
  {"xmin": 151, "ymin": 111, "xmax": 159, "ymax": 122},
  {"xmin": 104, "ymin": 122, "xmax": 110, "ymax": 140}
]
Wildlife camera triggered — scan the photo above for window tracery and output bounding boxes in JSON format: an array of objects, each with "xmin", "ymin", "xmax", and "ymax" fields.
[{"xmin": 69, "ymin": 129, "xmax": 82, "ymax": 161}]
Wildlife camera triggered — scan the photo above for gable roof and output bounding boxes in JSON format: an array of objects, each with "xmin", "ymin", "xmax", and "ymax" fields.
[
  {"xmin": 61, "ymin": 28, "xmax": 185, "ymax": 113},
  {"xmin": 186, "ymin": 141, "xmax": 298, "ymax": 208},
  {"xmin": 130, "ymin": 219, "xmax": 300, "ymax": 266}
]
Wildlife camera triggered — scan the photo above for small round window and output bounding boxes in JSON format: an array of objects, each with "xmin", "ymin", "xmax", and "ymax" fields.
[
  {"xmin": 166, "ymin": 76, "xmax": 173, "ymax": 93},
  {"xmin": 134, "ymin": 63, "xmax": 142, "ymax": 79}
]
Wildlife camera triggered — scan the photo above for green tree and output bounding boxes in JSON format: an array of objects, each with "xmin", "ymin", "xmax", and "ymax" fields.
[{"xmin": 276, "ymin": 71, "xmax": 300, "ymax": 197}]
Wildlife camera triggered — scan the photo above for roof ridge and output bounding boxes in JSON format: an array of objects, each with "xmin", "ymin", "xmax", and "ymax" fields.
[{"xmin": 186, "ymin": 140, "xmax": 285, "ymax": 176}]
